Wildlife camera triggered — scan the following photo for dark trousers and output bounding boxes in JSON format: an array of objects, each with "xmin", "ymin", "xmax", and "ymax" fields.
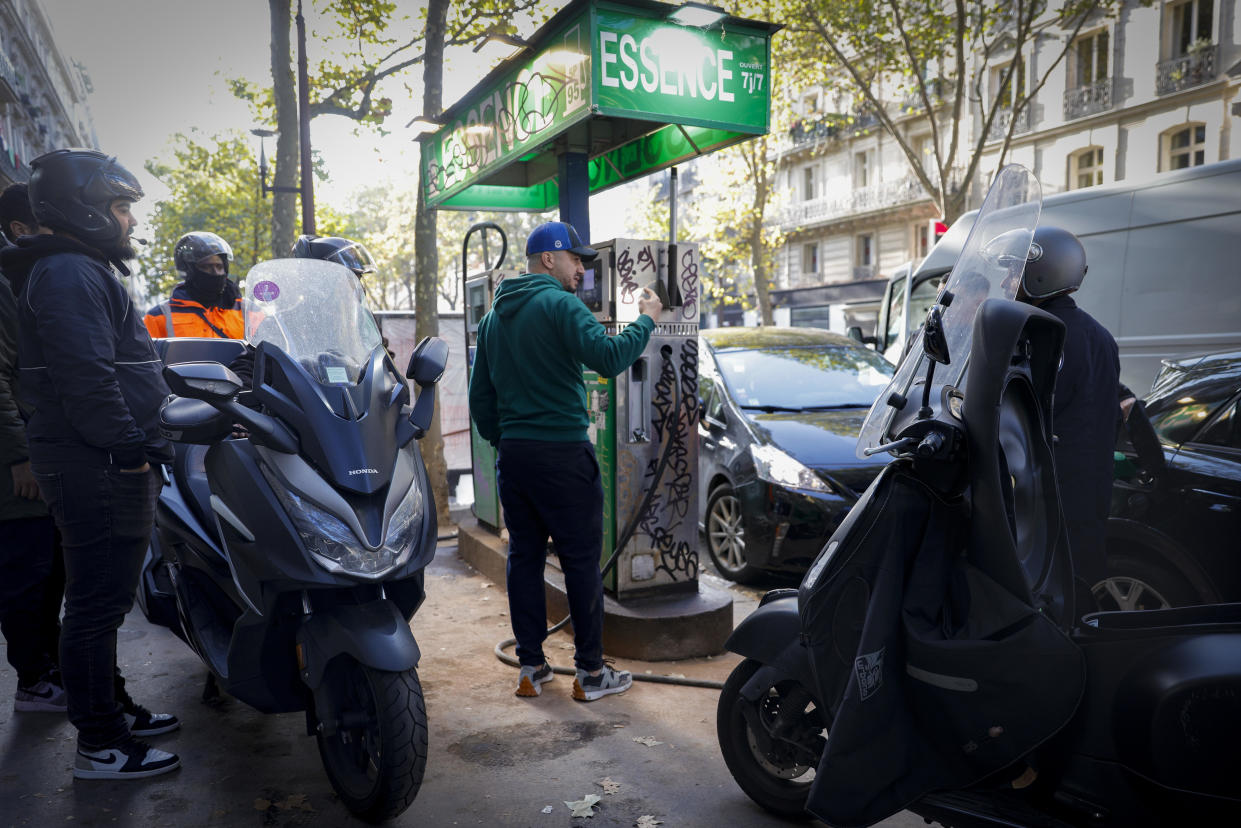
[
  {"xmin": 0, "ymin": 515, "xmax": 63, "ymax": 685},
  {"xmin": 497, "ymin": 439, "xmax": 605, "ymax": 673},
  {"xmin": 33, "ymin": 465, "xmax": 158, "ymax": 748}
]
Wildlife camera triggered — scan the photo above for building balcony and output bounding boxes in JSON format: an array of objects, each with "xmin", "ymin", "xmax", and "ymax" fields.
[
  {"xmin": 780, "ymin": 169, "xmax": 958, "ymax": 231},
  {"xmin": 1156, "ymin": 45, "xmax": 1218, "ymax": 95},
  {"xmin": 0, "ymin": 52, "xmax": 19, "ymax": 104},
  {"xmin": 898, "ymin": 78, "xmax": 953, "ymax": 116},
  {"xmin": 985, "ymin": 106, "xmax": 1033, "ymax": 143},
  {"xmin": 0, "ymin": 149, "xmax": 27, "ymax": 185},
  {"xmin": 787, "ymin": 110, "xmax": 879, "ymax": 150},
  {"xmin": 1063, "ymin": 78, "xmax": 1113, "ymax": 121}
]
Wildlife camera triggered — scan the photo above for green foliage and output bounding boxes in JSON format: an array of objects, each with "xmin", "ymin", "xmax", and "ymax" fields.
[
  {"xmin": 346, "ymin": 180, "xmax": 550, "ymax": 311},
  {"xmin": 139, "ymin": 132, "xmax": 272, "ymax": 300}
]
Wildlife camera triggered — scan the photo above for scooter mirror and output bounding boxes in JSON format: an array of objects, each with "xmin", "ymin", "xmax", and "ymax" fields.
[
  {"xmin": 163, "ymin": 361, "xmax": 244, "ymax": 403},
  {"xmin": 406, "ymin": 336, "xmax": 449, "ymax": 387}
]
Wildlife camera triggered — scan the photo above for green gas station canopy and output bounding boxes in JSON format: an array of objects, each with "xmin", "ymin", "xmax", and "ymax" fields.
[{"xmin": 422, "ymin": 0, "xmax": 780, "ymax": 211}]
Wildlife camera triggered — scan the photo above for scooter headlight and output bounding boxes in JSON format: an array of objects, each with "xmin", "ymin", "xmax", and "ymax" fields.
[{"xmin": 261, "ymin": 466, "xmax": 424, "ymax": 578}]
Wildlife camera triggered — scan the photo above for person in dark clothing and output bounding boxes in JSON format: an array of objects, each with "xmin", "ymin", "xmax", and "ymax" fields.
[
  {"xmin": 144, "ymin": 231, "xmax": 243, "ymax": 339},
  {"xmin": 0, "ymin": 149, "xmax": 181, "ymax": 780},
  {"xmin": 1017, "ymin": 225, "xmax": 1121, "ymax": 601},
  {"xmin": 468, "ymin": 221, "xmax": 662, "ymax": 701},
  {"xmin": 0, "ymin": 183, "xmax": 67, "ymax": 713}
]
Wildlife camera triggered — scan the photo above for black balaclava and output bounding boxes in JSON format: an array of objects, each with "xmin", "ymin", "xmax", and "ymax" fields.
[{"xmin": 185, "ymin": 259, "xmax": 229, "ymax": 307}]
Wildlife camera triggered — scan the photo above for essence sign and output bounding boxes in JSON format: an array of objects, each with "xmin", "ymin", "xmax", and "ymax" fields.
[{"xmin": 423, "ymin": 0, "xmax": 774, "ymax": 211}]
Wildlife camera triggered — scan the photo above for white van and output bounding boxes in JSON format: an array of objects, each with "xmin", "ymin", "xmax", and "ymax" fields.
[{"xmin": 875, "ymin": 159, "xmax": 1241, "ymax": 393}]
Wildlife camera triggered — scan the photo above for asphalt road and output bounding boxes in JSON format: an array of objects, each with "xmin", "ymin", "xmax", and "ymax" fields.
[{"xmin": 0, "ymin": 540, "xmax": 924, "ymax": 828}]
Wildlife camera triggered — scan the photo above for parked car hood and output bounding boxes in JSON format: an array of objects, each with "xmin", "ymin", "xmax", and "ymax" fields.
[{"xmin": 747, "ymin": 408, "xmax": 889, "ymax": 477}]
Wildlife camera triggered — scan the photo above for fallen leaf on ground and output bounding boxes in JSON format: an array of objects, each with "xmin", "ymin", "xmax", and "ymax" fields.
[
  {"xmin": 541, "ymin": 805, "xmax": 554, "ymax": 814},
  {"xmin": 636, "ymin": 816, "xmax": 663, "ymax": 827},
  {"xmin": 565, "ymin": 794, "xmax": 601, "ymax": 818},
  {"xmin": 596, "ymin": 777, "xmax": 621, "ymax": 795},
  {"xmin": 632, "ymin": 736, "xmax": 663, "ymax": 747},
  {"xmin": 275, "ymin": 793, "xmax": 314, "ymax": 812},
  {"xmin": 253, "ymin": 799, "xmax": 271, "ymax": 810}
]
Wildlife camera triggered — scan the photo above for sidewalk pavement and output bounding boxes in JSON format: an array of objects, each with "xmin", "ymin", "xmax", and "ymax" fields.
[{"xmin": 0, "ymin": 540, "xmax": 923, "ymax": 827}]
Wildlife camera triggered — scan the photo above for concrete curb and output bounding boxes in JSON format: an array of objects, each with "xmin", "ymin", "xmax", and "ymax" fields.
[{"xmin": 457, "ymin": 516, "xmax": 734, "ymax": 661}]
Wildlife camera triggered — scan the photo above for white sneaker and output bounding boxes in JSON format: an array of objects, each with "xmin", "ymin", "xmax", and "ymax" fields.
[{"xmin": 74, "ymin": 738, "xmax": 180, "ymax": 780}]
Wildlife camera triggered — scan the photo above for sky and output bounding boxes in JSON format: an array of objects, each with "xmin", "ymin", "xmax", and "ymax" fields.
[{"xmin": 38, "ymin": 0, "xmax": 634, "ymax": 242}]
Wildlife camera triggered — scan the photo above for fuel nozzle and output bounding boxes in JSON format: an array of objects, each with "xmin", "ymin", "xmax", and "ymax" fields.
[{"xmin": 646, "ymin": 278, "xmax": 671, "ymax": 310}]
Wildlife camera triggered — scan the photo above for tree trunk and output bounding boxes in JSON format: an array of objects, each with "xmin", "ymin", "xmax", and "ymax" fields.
[
  {"xmin": 269, "ymin": 0, "xmax": 298, "ymax": 258},
  {"xmin": 416, "ymin": 0, "xmax": 452, "ymax": 530},
  {"xmin": 749, "ymin": 140, "xmax": 774, "ymax": 325}
]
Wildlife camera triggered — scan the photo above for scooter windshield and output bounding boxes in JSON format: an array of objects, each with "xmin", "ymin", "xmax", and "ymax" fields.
[
  {"xmin": 856, "ymin": 164, "xmax": 1042, "ymax": 457},
  {"xmin": 242, "ymin": 259, "xmax": 383, "ymax": 385}
]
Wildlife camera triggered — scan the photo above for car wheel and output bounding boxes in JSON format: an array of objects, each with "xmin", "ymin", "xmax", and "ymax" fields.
[
  {"xmin": 706, "ymin": 484, "xmax": 763, "ymax": 584},
  {"xmin": 1092, "ymin": 552, "xmax": 1200, "ymax": 611}
]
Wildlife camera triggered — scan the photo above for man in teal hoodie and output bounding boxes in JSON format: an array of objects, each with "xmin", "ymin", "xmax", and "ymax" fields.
[{"xmin": 469, "ymin": 221, "xmax": 662, "ymax": 701}]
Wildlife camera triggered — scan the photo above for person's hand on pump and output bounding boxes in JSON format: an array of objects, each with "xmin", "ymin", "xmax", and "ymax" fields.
[{"xmin": 638, "ymin": 286, "xmax": 663, "ymax": 320}]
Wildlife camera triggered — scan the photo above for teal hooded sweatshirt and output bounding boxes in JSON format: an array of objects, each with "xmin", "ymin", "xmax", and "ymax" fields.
[{"xmin": 468, "ymin": 272, "xmax": 654, "ymax": 444}]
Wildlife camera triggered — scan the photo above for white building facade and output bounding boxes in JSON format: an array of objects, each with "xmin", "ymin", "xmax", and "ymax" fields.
[
  {"xmin": 770, "ymin": 0, "xmax": 1241, "ymax": 337},
  {"xmin": 0, "ymin": 0, "xmax": 98, "ymax": 187}
]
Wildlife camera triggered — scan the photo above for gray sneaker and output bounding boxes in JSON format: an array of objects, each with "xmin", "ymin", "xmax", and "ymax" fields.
[
  {"xmin": 515, "ymin": 663, "xmax": 554, "ymax": 698},
  {"xmin": 573, "ymin": 663, "xmax": 632, "ymax": 702},
  {"xmin": 14, "ymin": 676, "xmax": 67, "ymax": 713}
]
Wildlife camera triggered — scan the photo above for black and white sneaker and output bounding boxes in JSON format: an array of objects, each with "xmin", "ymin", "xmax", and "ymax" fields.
[
  {"xmin": 74, "ymin": 739, "xmax": 180, "ymax": 780},
  {"xmin": 125, "ymin": 705, "xmax": 181, "ymax": 737}
]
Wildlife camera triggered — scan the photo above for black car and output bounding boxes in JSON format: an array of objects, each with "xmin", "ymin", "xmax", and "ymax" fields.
[
  {"xmin": 698, "ymin": 327, "xmax": 894, "ymax": 583},
  {"xmin": 1106, "ymin": 350, "xmax": 1241, "ymax": 609}
]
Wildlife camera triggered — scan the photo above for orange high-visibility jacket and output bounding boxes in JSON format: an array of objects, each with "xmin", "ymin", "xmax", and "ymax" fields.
[{"xmin": 144, "ymin": 282, "xmax": 244, "ymax": 339}]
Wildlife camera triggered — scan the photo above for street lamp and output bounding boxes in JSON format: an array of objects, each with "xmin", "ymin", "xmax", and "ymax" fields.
[{"xmin": 250, "ymin": 128, "xmax": 300, "ymax": 198}]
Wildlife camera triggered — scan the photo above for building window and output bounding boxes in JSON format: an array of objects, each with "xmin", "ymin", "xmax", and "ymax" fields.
[
  {"xmin": 853, "ymin": 151, "xmax": 871, "ymax": 188},
  {"xmin": 1071, "ymin": 29, "xmax": 1109, "ymax": 88},
  {"xmin": 802, "ymin": 242, "xmax": 818, "ymax": 275},
  {"xmin": 914, "ymin": 222, "xmax": 930, "ymax": 259},
  {"xmin": 1070, "ymin": 147, "xmax": 1104, "ymax": 189},
  {"xmin": 991, "ymin": 56, "xmax": 1026, "ymax": 110},
  {"xmin": 855, "ymin": 233, "xmax": 874, "ymax": 279},
  {"xmin": 802, "ymin": 165, "xmax": 816, "ymax": 202},
  {"xmin": 1163, "ymin": 123, "xmax": 1206, "ymax": 170},
  {"xmin": 1168, "ymin": 0, "xmax": 1213, "ymax": 58}
]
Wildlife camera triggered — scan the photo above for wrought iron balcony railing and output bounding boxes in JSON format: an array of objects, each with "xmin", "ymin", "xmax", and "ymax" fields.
[
  {"xmin": 985, "ymin": 106, "xmax": 1032, "ymax": 143},
  {"xmin": 1156, "ymin": 45, "xmax": 1218, "ymax": 95},
  {"xmin": 1063, "ymin": 77, "xmax": 1113, "ymax": 121}
]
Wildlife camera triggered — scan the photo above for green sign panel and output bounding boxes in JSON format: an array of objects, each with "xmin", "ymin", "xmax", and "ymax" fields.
[
  {"xmin": 593, "ymin": 7, "xmax": 769, "ymax": 133},
  {"xmin": 423, "ymin": 0, "xmax": 776, "ymax": 211}
]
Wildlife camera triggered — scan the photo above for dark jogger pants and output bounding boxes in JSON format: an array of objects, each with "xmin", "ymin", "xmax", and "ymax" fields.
[{"xmin": 496, "ymin": 439, "xmax": 605, "ymax": 673}]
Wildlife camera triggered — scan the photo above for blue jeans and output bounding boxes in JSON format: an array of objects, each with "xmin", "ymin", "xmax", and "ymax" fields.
[
  {"xmin": 33, "ymin": 465, "xmax": 158, "ymax": 748},
  {"xmin": 497, "ymin": 440, "xmax": 604, "ymax": 673}
]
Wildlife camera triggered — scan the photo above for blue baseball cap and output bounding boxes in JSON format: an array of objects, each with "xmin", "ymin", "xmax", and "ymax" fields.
[{"xmin": 525, "ymin": 221, "xmax": 597, "ymax": 260}]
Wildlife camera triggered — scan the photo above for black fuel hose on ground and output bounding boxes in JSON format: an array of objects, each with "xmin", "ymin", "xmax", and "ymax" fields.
[{"xmin": 493, "ymin": 345, "xmax": 725, "ymax": 690}]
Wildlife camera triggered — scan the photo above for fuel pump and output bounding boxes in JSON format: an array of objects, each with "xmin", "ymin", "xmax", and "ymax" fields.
[
  {"xmin": 462, "ymin": 223, "xmax": 518, "ymax": 531},
  {"xmin": 577, "ymin": 239, "xmax": 701, "ymax": 600}
]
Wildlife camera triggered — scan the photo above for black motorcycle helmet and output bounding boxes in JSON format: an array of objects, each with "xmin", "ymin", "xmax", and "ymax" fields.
[
  {"xmin": 1021, "ymin": 225, "xmax": 1087, "ymax": 300},
  {"xmin": 174, "ymin": 231, "xmax": 234, "ymax": 277},
  {"xmin": 28, "ymin": 149, "xmax": 144, "ymax": 247},
  {"xmin": 291, "ymin": 235, "xmax": 376, "ymax": 278}
]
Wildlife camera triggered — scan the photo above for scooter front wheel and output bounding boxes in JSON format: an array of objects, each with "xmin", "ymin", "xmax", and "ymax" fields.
[
  {"xmin": 315, "ymin": 659, "xmax": 428, "ymax": 822},
  {"xmin": 716, "ymin": 657, "xmax": 825, "ymax": 819}
]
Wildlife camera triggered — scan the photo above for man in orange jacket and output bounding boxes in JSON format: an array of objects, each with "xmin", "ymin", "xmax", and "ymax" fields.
[{"xmin": 144, "ymin": 231, "xmax": 243, "ymax": 339}]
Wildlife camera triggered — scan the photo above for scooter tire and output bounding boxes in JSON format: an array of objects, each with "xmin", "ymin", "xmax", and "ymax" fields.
[
  {"xmin": 316, "ymin": 661, "xmax": 428, "ymax": 822},
  {"xmin": 716, "ymin": 658, "xmax": 817, "ymax": 820}
]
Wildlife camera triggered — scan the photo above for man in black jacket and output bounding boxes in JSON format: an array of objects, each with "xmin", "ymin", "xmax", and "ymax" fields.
[
  {"xmin": 1017, "ymin": 226, "xmax": 1121, "ymax": 605},
  {"xmin": 0, "ymin": 149, "xmax": 180, "ymax": 780}
]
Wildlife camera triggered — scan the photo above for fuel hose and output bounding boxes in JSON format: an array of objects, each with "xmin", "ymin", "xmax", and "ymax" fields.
[{"xmin": 493, "ymin": 344, "xmax": 725, "ymax": 690}]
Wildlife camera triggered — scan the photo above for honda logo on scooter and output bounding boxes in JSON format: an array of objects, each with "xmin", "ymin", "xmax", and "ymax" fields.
[{"xmin": 349, "ymin": 468, "xmax": 379, "ymax": 475}]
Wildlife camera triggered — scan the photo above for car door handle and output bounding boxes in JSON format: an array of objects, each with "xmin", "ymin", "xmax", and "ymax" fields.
[{"xmin": 1180, "ymin": 487, "xmax": 1240, "ymax": 513}]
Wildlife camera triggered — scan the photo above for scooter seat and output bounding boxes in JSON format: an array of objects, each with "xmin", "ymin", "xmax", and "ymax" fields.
[{"xmin": 1083, "ymin": 602, "xmax": 1241, "ymax": 634}]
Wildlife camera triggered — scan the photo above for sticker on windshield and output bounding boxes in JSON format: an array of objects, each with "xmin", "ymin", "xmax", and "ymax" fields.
[
  {"xmin": 251, "ymin": 280, "xmax": 280, "ymax": 302},
  {"xmin": 325, "ymin": 366, "xmax": 349, "ymax": 384}
]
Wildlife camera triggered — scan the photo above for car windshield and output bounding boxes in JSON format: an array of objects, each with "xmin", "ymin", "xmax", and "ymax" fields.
[
  {"xmin": 1147, "ymin": 388, "xmax": 1236, "ymax": 445},
  {"xmin": 713, "ymin": 345, "xmax": 895, "ymax": 411}
]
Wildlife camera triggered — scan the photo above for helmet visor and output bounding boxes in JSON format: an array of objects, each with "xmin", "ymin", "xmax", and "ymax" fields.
[{"xmin": 328, "ymin": 243, "xmax": 376, "ymax": 275}]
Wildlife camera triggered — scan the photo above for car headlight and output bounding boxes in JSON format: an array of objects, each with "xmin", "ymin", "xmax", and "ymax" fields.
[
  {"xmin": 261, "ymin": 465, "xmax": 424, "ymax": 578},
  {"xmin": 750, "ymin": 443, "xmax": 834, "ymax": 494}
]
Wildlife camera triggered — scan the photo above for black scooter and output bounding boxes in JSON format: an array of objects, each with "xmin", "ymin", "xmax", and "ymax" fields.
[
  {"xmin": 715, "ymin": 166, "xmax": 1241, "ymax": 827},
  {"xmin": 137, "ymin": 259, "xmax": 444, "ymax": 821}
]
